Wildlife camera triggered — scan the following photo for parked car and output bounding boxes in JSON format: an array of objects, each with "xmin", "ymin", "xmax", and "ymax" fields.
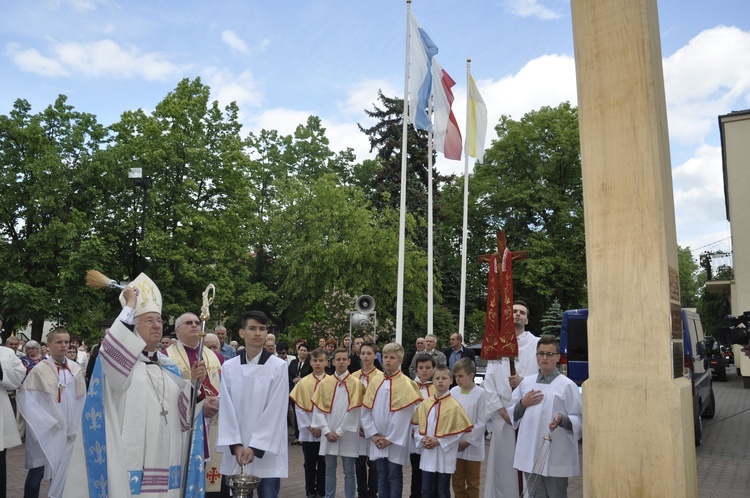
[
  {"xmin": 558, "ymin": 308, "xmax": 715, "ymax": 445},
  {"xmin": 469, "ymin": 344, "xmax": 486, "ymax": 386},
  {"xmin": 707, "ymin": 337, "xmax": 728, "ymax": 381}
]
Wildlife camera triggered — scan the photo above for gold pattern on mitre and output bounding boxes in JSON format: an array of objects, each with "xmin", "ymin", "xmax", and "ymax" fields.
[
  {"xmin": 119, "ymin": 272, "xmax": 162, "ymax": 317},
  {"xmin": 412, "ymin": 393, "xmax": 474, "ymax": 438},
  {"xmin": 311, "ymin": 373, "xmax": 363, "ymax": 413}
]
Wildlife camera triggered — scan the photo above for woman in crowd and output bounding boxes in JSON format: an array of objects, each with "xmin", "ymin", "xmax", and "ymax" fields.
[
  {"xmin": 19, "ymin": 341, "xmax": 43, "ymax": 373},
  {"xmin": 289, "ymin": 342, "xmax": 313, "ymax": 445}
]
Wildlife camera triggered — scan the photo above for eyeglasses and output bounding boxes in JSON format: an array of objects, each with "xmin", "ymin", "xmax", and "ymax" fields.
[
  {"xmin": 536, "ymin": 352, "xmax": 560, "ymax": 358},
  {"xmin": 181, "ymin": 320, "xmax": 200, "ymax": 326},
  {"xmin": 139, "ymin": 318, "xmax": 164, "ymax": 326}
]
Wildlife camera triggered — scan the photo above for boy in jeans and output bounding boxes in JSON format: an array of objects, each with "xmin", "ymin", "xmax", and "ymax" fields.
[
  {"xmin": 361, "ymin": 343, "xmax": 422, "ymax": 498},
  {"xmin": 409, "ymin": 354, "xmax": 436, "ymax": 498},
  {"xmin": 450, "ymin": 357, "xmax": 487, "ymax": 498},
  {"xmin": 352, "ymin": 342, "xmax": 382, "ymax": 498},
  {"xmin": 290, "ymin": 349, "xmax": 328, "ymax": 498},
  {"xmin": 412, "ymin": 365, "xmax": 473, "ymax": 498},
  {"xmin": 312, "ymin": 348, "xmax": 363, "ymax": 498}
]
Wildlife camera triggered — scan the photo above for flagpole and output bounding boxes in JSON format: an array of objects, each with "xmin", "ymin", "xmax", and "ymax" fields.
[
  {"xmin": 458, "ymin": 58, "xmax": 471, "ymax": 336},
  {"xmin": 396, "ymin": 0, "xmax": 412, "ymax": 345},
  {"xmin": 427, "ymin": 95, "xmax": 434, "ymax": 337}
]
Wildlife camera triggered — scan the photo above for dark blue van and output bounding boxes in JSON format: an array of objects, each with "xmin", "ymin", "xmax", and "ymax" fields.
[{"xmin": 558, "ymin": 308, "xmax": 715, "ymax": 445}]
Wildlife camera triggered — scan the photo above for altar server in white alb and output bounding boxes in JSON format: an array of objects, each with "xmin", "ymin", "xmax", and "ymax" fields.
[
  {"xmin": 411, "ymin": 365, "xmax": 473, "ymax": 498},
  {"xmin": 360, "ymin": 343, "xmax": 422, "ymax": 498},
  {"xmin": 217, "ymin": 310, "xmax": 289, "ymax": 498},
  {"xmin": 311, "ymin": 348, "xmax": 363, "ymax": 498},
  {"xmin": 450, "ymin": 357, "xmax": 487, "ymax": 498},
  {"xmin": 482, "ymin": 301, "xmax": 540, "ymax": 498},
  {"xmin": 18, "ymin": 328, "xmax": 86, "ymax": 498},
  {"xmin": 508, "ymin": 336, "xmax": 582, "ymax": 498},
  {"xmin": 64, "ymin": 273, "xmax": 207, "ymax": 498}
]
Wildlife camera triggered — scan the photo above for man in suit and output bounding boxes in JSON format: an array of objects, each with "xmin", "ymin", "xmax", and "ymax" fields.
[{"xmin": 443, "ymin": 332, "xmax": 476, "ymax": 373}]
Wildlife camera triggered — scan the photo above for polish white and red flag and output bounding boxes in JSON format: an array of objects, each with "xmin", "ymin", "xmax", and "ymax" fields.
[{"xmin": 431, "ymin": 57, "xmax": 463, "ymax": 160}]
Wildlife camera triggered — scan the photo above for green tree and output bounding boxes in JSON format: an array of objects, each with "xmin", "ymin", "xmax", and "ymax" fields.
[
  {"xmin": 357, "ymin": 91, "xmax": 455, "ymax": 343},
  {"xmin": 0, "ymin": 96, "xmax": 111, "ymax": 340},
  {"xmin": 266, "ymin": 173, "xmax": 427, "ymax": 339},
  {"xmin": 678, "ymin": 246, "xmax": 703, "ymax": 308},
  {"xmin": 437, "ymin": 102, "xmax": 586, "ymax": 333},
  {"xmin": 105, "ymin": 78, "xmax": 261, "ymax": 328},
  {"xmin": 540, "ymin": 298, "xmax": 564, "ymax": 336}
]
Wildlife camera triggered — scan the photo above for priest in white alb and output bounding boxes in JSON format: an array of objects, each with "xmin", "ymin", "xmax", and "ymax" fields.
[
  {"xmin": 64, "ymin": 273, "xmax": 207, "ymax": 498},
  {"xmin": 482, "ymin": 301, "xmax": 540, "ymax": 498}
]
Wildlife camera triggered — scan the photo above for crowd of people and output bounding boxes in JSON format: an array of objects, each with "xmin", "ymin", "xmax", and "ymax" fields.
[{"xmin": 0, "ymin": 280, "xmax": 585, "ymax": 498}]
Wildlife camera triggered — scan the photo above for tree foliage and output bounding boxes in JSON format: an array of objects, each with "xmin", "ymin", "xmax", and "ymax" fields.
[
  {"xmin": 677, "ymin": 246, "xmax": 703, "ymax": 308},
  {"xmin": 1, "ymin": 83, "xmax": 591, "ymax": 353},
  {"xmin": 0, "ymin": 96, "xmax": 111, "ymax": 339},
  {"xmin": 438, "ymin": 102, "xmax": 586, "ymax": 333},
  {"xmin": 540, "ymin": 298, "xmax": 564, "ymax": 337}
]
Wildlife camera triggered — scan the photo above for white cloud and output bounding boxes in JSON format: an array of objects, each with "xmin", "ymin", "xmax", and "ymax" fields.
[
  {"xmin": 336, "ymin": 78, "xmax": 398, "ymax": 118},
  {"xmin": 502, "ymin": 0, "xmax": 563, "ymax": 20},
  {"xmin": 5, "ymin": 42, "xmax": 68, "ymax": 77},
  {"xmin": 248, "ymin": 107, "xmax": 313, "ymax": 138},
  {"xmin": 664, "ymin": 26, "xmax": 750, "ymax": 145},
  {"xmin": 667, "ymin": 143, "xmax": 732, "ymax": 252},
  {"xmin": 221, "ymin": 30, "xmax": 249, "ymax": 54},
  {"xmin": 6, "ymin": 39, "xmax": 186, "ymax": 81},
  {"xmin": 203, "ymin": 67, "xmax": 263, "ymax": 110},
  {"xmin": 434, "ymin": 54, "xmax": 577, "ymax": 176},
  {"xmin": 54, "ymin": 39, "xmax": 184, "ymax": 80},
  {"xmin": 672, "ymin": 144, "xmax": 727, "ymax": 245},
  {"xmin": 320, "ymin": 118, "xmax": 373, "ymax": 159}
]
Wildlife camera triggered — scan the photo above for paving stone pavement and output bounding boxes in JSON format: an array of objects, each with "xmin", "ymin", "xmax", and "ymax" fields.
[{"xmin": 5, "ymin": 366, "xmax": 748, "ymax": 497}]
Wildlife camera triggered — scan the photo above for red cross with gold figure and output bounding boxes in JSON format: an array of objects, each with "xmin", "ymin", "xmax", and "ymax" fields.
[{"xmin": 478, "ymin": 230, "xmax": 528, "ymax": 374}]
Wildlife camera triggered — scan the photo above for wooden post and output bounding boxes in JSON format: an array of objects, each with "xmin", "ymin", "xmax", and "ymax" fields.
[{"xmin": 571, "ymin": 0, "xmax": 698, "ymax": 496}]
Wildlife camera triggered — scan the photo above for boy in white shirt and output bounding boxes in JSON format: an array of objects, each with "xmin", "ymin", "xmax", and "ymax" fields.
[
  {"xmin": 361, "ymin": 343, "xmax": 422, "ymax": 498},
  {"xmin": 289, "ymin": 349, "xmax": 328, "ymax": 498},
  {"xmin": 412, "ymin": 365, "xmax": 473, "ymax": 498},
  {"xmin": 508, "ymin": 336, "xmax": 582, "ymax": 498},
  {"xmin": 410, "ymin": 354, "xmax": 435, "ymax": 498},
  {"xmin": 352, "ymin": 342, "xmax": 382, "ymax": 498},
  {"xmin": 450, "ymin": 357, "xmax": 487, "ymax": 498},
  {"xmin": 312, "ymin": 349, "xmax": 363, "ymax": 498}
]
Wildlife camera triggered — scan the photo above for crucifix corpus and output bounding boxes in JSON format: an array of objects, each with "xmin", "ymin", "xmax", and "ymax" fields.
[{"xmin": 478, "ymin": 230, "xmax": 528, "ymax": 373}]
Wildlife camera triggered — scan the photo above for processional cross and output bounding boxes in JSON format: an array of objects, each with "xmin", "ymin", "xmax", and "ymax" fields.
[{"xmin": 478, "ymin": 230, "xmax": 528, "ymax": 375}]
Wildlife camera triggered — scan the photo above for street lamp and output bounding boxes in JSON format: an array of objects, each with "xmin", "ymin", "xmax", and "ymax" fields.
[{"xmin": 129, "ymin": 167, "xmax": 149, "ymax": 276}]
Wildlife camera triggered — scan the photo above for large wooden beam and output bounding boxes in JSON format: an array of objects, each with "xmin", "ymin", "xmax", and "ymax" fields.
[{"xmin": 571, "ymin": 0, "xmax": 698, "ymax": 496}]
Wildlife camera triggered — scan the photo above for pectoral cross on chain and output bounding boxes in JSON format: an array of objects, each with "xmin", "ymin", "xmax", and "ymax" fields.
[{"xmin": 160, "ymin": 407, "xmax": 169, "ymax": 425}]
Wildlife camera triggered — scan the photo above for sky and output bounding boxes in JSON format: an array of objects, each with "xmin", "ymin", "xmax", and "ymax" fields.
[{"xmin": 2, "ymin": 0, "xmax": 749, "ymax": 270}]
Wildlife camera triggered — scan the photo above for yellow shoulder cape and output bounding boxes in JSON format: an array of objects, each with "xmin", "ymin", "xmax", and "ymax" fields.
[
  {"xmin": 414, "ymin": 380, "xmax": 436, "ymax": 398},
  {"xmin": 290, "ymin": 373, "xmax": 326, "ymax": 412},
  {"xmin": 353, "ymin": 367, "xmax": 384, "ymax": 386},
  {"xmin": 311, "ymin": 372, "xmax": 363, "ymax": 413},
  {"xmin": 411, "ymin": 393, "xmax": 474, "ymax": 438},
  {"xmin": 363, "ymin": 370, "xmax": 422, "ymax": 411}
]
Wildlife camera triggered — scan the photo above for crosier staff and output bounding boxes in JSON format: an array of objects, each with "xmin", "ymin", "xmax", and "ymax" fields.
[{"xmin": 182, "ymin": 283, "xmax": 215, "ymax": 497}]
